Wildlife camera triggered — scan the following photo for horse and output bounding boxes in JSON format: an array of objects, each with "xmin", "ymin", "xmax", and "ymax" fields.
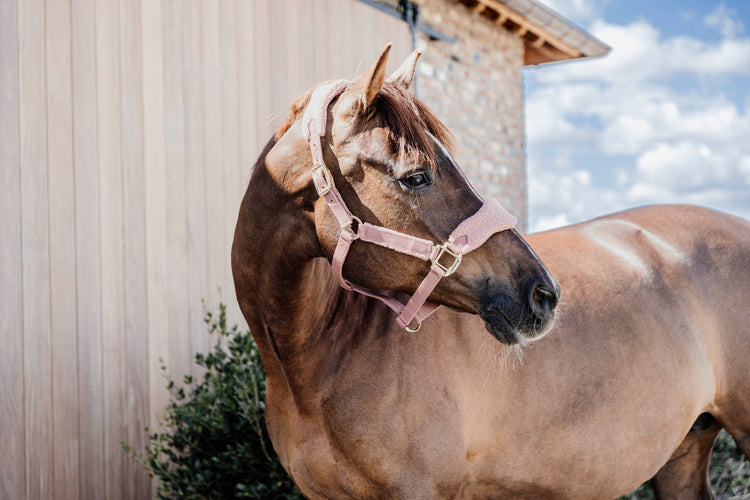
[{"xmin": 232, "ymin": 45, "xmax": 750, "ymax": 499}]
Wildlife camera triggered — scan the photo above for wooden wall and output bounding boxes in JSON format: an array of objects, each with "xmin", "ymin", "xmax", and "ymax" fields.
[{"xmin": 0, "ymin": 0, "xmax": 410, "ymax": 497}]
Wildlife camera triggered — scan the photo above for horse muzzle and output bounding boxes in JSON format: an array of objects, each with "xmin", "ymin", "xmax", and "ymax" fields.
[{"xmin": 479, "ymin": 277, "xmax": 560, "ymax": 344}]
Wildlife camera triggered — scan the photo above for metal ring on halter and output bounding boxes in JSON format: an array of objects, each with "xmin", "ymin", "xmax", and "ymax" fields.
[
  {"xmin": 349, "ymin": 215, "xmax": 362, "ymax": 241},
  {"xmin": 405, "ymin": 319, "xmax": 422, "ymax": 333}
]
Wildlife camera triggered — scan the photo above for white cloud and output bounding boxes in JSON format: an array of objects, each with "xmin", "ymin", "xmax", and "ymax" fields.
[
  {"xmin": 540, "ymin": 0, "xmax": 601, "ymax": 23},
  {"xmin": 679, "ymin": 38, "xmax": 750, "ymax": 75},
  {"xmin": 530, "ymin": 213, "xmax": 570, "ymax": 233},
  {"xmin": 634, "ymin": 142, "xmax": 730, "ymax": 190},
  {"xmin": 741, "ymin": 156, "xmax": 750, "ymax": 183},
  {"xmin": 601, "ymin": 97, "xmax": 750, "ymax": 155},
  {"xmin": 601, "ymin": 113, "xmax": 657, "ymax": 155},
  {"xmin": 532, "ymin": 20, "xmax": 750, "ymax": 85},
  {"xmin": 524, "ymin": 83, "xmax": 602, "ymax": 147},
  {"xmin": 528, "ymin": 166, "xmax": 629, "ymax": 233},
  {"xmin": 525, "ymin": 12, "xmax": 750, "ymax": 231},
  {"xmin": 705, "ymin": 3, "xmax": 745, "ymax": 38}
]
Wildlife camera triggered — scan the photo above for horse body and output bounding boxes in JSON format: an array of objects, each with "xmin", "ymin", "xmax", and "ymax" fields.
[
  {"xmin": 236, "ymin": 201, "xmax": 749, "ymax": 499},
  {"xmin": 509, "ymin": 205, "xmax": 749, "ymax": 498},
  {"xmin": 232, "ymin": 47, "xmax": 750, "ymax": 499}
]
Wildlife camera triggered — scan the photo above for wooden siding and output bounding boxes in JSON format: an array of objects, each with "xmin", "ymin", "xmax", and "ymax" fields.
[{"xmin": 0, "ymin": 0, "xmax": 411, "ymax": 498}]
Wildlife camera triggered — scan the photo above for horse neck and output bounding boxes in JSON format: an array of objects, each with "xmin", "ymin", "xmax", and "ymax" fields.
[{"xmin": 233, "ymin": 160, "xmax": 376, "ymax": 410}]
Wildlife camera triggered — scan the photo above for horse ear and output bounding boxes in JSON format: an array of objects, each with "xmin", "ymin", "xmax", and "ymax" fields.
[
  {"xmin": 340, "ymin": 44, "xmax": 391, "ymax": 117},
  {"xmin": 388, "ymin": 49, "xmax": 422, "ymax": 89}
]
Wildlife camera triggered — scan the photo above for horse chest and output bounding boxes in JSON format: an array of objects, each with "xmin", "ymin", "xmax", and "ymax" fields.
[{"xmin": 275, "ymin": 371, "xmax": 470, "ymax": 498}]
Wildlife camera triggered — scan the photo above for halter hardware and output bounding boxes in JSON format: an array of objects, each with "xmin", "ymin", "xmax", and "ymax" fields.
[
  {"xmin": 432, "ymin": 243, "xmax": 462, "ymax": 277},
  {"xmin": 347, "ymin": 215, "xmax": 362, "ymax": 241},
  {"xmin": 312, "ymin": 162, "xmax": 333, "ymax": 196},
  {"xmin": 302, "ymin": 79, "xmax": 517, "ymax": 330},
  {"xmin": 404, "ymin": 320, "xmax": 422, "ymax": 333}
]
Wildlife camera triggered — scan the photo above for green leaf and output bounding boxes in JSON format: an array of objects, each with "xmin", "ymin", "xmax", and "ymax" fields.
[{"xmin": 122, "ymin": 302, "xmax": 303, "ymax": 499}]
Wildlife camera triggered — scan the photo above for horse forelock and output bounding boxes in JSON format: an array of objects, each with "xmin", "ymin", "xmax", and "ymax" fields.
[
  {"xmin": 368, "ymin": 81, "xmax": 454, "ymax": 171},
  {"xmin": 272, "ymin": 80, "xmax": 454, "ymax": 171}
]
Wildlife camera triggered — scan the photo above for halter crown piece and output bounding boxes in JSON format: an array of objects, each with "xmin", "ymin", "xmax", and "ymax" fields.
[{"xmin": 302, "ymin": 80, "xmax": 517, "ymax": 332}]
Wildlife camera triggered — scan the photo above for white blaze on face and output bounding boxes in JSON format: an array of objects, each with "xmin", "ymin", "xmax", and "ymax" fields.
[{"xmin": 424, "ymin": 130, "xmax": 484, "ymax": 201}]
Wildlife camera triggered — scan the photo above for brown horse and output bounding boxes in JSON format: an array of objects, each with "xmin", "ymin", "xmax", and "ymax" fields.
[{"xmin": 232, "ymin": 46, "xmax": 750, "ymax": 499}]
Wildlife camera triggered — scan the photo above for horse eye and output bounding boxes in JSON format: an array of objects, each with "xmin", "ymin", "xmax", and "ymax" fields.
[{"xmin": 400, "ymin": 171, "xmax": 431, "ymax": 190}]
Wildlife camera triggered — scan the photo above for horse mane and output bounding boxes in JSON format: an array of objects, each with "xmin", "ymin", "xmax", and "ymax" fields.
[{"xmin": 273, "ymin": 80, "xmax": 454, "ymax": 171}]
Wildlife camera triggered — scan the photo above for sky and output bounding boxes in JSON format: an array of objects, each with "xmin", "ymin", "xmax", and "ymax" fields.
[{"xmin": 522, "ymin": 0, "xmax": 750, "ymax": 232}]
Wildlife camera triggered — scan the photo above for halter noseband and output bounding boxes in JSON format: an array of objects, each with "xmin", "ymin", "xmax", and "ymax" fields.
[{"xmin": 302, "ymin": 80, "xmax": 517, "ymax": 331}]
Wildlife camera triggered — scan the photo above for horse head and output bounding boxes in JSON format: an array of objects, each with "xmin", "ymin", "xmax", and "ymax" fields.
[{"xmin": 262, "ymin": 45, "xmax": 559, "ymax": 344}]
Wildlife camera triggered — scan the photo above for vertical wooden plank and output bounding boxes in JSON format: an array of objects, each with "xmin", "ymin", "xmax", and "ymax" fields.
[
  {"xmin": 0, "ymin": 0, "xmax": 25, "ymax": 497},
  {"xmin": 71, "ymin": 0, "xmax": 105, "ymax": 496},
  {"xmin": 373, "ymin": 2, "xmax": 389, "ymax": 61},
  {"xmin": 310, "ymin": 0, "xmax": 331, "ymax": 80},
  {"xmin": 18, "ymin": 0, "xmax": 54, "ymax": 497},
  {"xmin": 96, "ymin": 0, "xmax": 126, "ymax": 496},
  {"xmin": 383, "ymin": 17, "xmax": 404, "ymax": 72},
  {"xmin": 252, "ymin": 0, "xmax": 273, "ymax": 142},
  {"xmin": 363, "ymin": 3, "xmax": 379, "ymax": 64},
  {"xmin": 284, "ymin": 0, "xmax": 302, "ymax": 100},
  {"xmin": 297, "ymin": 0, "xmax": 314, "ymax": 88},
  {"xmin": 268, "ymin": 0, "xmax": 286, "ymax": 131},
  {"xmin": 201, "ymin": 0, "xmax": 224, "ymax": 322},
  {"xmin": 386, "ymin": 13, "xmax": 412, "ymax": 64},
  {"xmin": 45, "ymin": 0, "xmax": 81, "ymax": 498},
  {"xmin": 141, "ymin": 0, "xmax": 170, "ymax": 452},
  {"xmin": 346, "ymin": 2, "xmax": 412, "ymax": 80},
  {"xmin": 337, "ymin": 0, "xmax": 355, "ymax": 79},
  {"xmin": 162, "ymin": 0, "xmax": 191, "ymax": 381},
  {"xmin": 307, "ymin": 0, "xmax": 324, "ymax": 82},
  {"xmin": 219, "ymin": 0, "xmax": 243, "ymax": 325},
  {"xmin": 324, "ymin": 0, "xmax": 339, "ymax": 78},
  {"xmin": 119, "ymin": 1, "xmax": 150, "ymax": 497},
  {"xmin": 237, "ymin": 0, "xmax": 258, "ymax": 195},
  {"xmin": 352, "ymin": 0, "xmax": 369, "ymax": 77},
  {"xmin": 183, "ymin": 1, "xmax": 208, "ymax": 363}
]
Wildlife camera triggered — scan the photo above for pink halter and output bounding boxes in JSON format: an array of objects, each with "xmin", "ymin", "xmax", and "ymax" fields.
[{"xmin": 303, "ymin": 80, "xmax": 517, "ymax": 331}]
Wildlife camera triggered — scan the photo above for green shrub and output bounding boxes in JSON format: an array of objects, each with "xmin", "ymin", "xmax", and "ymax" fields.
[
  {"xmin": 123, "ymin": 303, "xmax": 303, "ymax": 499},
  {"xmin": 710, "ymin": 430, "xmax": 750, "ymax": 497}
]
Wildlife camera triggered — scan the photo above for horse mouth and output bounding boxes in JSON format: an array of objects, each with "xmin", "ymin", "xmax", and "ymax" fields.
[
  {"xmin": 480, "ymin": 307, "xmax": 519, "ymax": 344},
  {"xmin": 479, "ymin": 293, "xmax": 555, "ymax": 345}
]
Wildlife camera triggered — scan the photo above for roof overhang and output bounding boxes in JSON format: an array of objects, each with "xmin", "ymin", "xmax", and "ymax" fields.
[{"xmin": 452, "ymin": 0, "xmax": 610, "ymax": 65}]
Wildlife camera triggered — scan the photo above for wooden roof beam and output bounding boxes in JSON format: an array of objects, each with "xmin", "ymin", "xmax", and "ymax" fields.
[
  {"xmin": 530, "ymin": 35, "xmax": 546, "ymax": 48},
  {"xmin": 472, "ymin": 1, "xmax": 508, "ymax": 25},
  {"xmin": 455, "ymin": 0, "xmax": 584, "ymax": 62}
]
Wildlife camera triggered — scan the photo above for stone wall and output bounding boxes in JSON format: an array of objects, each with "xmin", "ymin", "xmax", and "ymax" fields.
[{"xmin": 379, "ymin": 0, "xmax": 528, "ymax": 231}]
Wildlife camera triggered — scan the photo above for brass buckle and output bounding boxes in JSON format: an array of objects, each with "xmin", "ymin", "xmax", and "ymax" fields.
[
  {"xmin": 312, "ymin": 163, "xmax": 332, "ymax": 196},
  {"xmin": 432, "ymin": 243, "xmax": 462, "ymax": 277}
]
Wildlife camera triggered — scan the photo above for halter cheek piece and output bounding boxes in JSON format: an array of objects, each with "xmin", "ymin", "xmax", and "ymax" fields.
[{"xmin": 302, "ymin": 80, "xmax": 517, "ymax": 331}]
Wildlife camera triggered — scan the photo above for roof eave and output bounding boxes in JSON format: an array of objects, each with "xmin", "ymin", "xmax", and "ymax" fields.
[{"xmin": 452, "ymin": 0, "xmax": 610, "ymax": 65}]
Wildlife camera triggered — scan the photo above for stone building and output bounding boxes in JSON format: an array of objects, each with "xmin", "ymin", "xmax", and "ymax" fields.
[{"xmin": 372, "ymin": 0, "xmax": 608, "ymax": 231}]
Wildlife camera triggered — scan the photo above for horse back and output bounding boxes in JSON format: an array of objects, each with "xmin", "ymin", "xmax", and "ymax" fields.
[
  {"xmin": 489, "ymin": 205, "xmax": 749, "ymax": 495},
  {"xmin": 529, "ymin": 204, "xmax": 750, "ymax": 309},
  {"xmin": 528, "ymin": 204, "xmax": 750, "ymax": 414}
]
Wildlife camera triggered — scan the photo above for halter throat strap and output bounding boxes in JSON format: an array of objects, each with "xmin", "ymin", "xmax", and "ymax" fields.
[{"xmin": 302, "ymin": 80, "xmax": 517, "ymax": 331}]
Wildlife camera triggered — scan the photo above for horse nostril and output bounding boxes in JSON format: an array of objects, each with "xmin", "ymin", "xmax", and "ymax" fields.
[{"xmin": 529, "ymin": 281, "xmax": 559, "ymax": 321}]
